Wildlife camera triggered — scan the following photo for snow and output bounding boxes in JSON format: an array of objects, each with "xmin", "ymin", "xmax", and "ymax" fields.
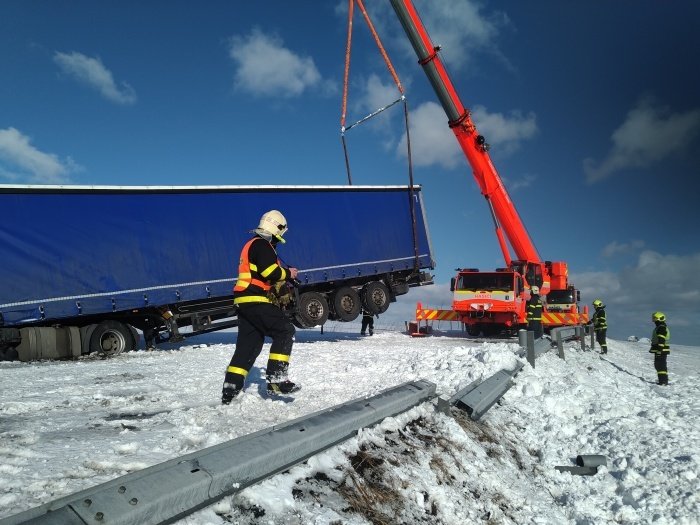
[{"xmin": 1, "ymin": 326, "xmax": 698, "ymax": 524}]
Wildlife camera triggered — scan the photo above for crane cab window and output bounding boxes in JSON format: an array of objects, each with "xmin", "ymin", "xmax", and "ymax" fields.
[
  {"xmin": 457, "ymin": 272, "xmax": 514, "ymax": 291},
  {"xmin": 526, "ymin": 263, "xmax": 543, "ymax": 288}
]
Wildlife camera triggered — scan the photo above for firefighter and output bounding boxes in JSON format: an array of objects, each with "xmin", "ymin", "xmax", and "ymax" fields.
[
  {"xmin": 650, "ymin": 311, "xmax": 670, "ymax": 385},
  {"xmin": 144, "ymin": 307, "xmax": 183, "ymax": 350},
  {"xmin": 360, "ymin": 307, "xmax": 375, "ymax": 336},
  {"xmin": 222, "ymin": 210, "xmax": 299, "ymax": 404},
  {"xmin": 526, "ymin": 285, "xmax": 543, "ymax": 339},
  {"xmin": 590, "ymin": 299, "xmax": 608, "ymax": 354}
]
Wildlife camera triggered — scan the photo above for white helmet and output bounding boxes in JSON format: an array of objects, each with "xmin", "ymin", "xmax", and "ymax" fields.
[
  {"xmin": 531, "ymin": 286, "xmax": 540, "ymax": 295},
  {"xmin": 255, "ymin": 210, "xmax": 288, "ymax": 242}
]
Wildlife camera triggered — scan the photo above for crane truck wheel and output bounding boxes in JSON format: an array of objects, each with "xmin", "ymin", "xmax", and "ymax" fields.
[
  {"xmin": 331, "ymin": 286, "xmax": 361, "ymax": 322},
  {"xmin": 482, "ymin": 325, "xmax": 501, "ymax": 337},
  {"xmin": 295, "ymin": 292, "xmax": 330, "ymax": 328},
  {"xmin": 466, "ymin": 324, "xmax": 481, "ymax": 337},
  {"xmin": 89, "ymin": 321, "xmax": 135, "ymax": 357},
  {"xmin": 361, "ymin": 281, "xmax": 391, "ymax": 315}
]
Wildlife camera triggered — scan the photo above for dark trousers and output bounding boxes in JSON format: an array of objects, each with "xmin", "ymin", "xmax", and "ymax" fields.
[
  {"xmin": 224, "ymin": 303, "xmax": 295, "ymax": 391},
  {"xmin": 527, "ymin": 320, "xmax": 543, "ymax": 339},
  {"xmin": 654, "ymin": 354, "xmax": 669, "ymax": 385},
  {"xmin": 595, "ymin": 329, "xmax": 608, "ymax": 353},
  {"xmin": 361, "ymin": 314, "xmax": 374, "ymax": 335}
]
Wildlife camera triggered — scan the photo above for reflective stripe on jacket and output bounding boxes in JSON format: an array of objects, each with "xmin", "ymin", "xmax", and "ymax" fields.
[
  {"xmin": 526, "ymin": 297, "xmax": 542, "ymax": 322},
  {"xmin": 233, "ymin": 236, "xmax": 288, "ymax": 305}
]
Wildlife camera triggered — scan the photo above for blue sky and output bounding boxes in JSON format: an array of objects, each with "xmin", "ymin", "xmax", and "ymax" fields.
[{"xmin": 2, "ymin": 1, "xmax": 699, "ymax": 344}]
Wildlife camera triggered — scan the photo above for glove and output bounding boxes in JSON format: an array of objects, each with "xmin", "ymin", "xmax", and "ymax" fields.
[{"xmin": 268, "ymin": 281, "xmax": 292, "ymax": 307}]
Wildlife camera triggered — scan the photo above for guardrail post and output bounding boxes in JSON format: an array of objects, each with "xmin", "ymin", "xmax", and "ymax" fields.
[
  {"xmin": 526, "ymin": 330, "xmax": 535, "ymax": 368},
  {"xmin": 554, "ymin": 330, "xmax": 565, "ymax": 360},
  {"xmin": 588, "ymin": 324, "xmax": 594, "ymax": 350},
  {"xmin": 518, "ymin": 329, "xmax": 527, "ymax": 349},
  {"xmin": 575, "ymin": 325, "xmax": 586, "ymax": 351}
]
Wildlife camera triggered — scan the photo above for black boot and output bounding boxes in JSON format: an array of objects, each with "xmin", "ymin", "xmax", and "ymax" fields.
[
  {"xmin": 267, "ymin": 380, "xmax": 301, "ymax": 395},
  {"xmin": 222, "ymin": 384, "xmax": 241, "ymax": 405}
]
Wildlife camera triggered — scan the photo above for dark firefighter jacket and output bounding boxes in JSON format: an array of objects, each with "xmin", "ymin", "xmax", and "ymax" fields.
[
  {"xmin": 592, "ymin": 308, "xmax": 608, "ymax": 331},
  {"xmin": 233, "ymin": 236, "xmax": 290, "ymax": 305},
  {"xmin": 650, "ymin": 322, "xmax": 671, "ymax": 355},
  {"xmin": 526, "ymin": 296, "xmax": 542, "ymax": 322}
]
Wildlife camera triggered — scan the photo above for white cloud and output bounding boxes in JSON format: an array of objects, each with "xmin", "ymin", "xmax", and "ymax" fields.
[
  {"xmin": 584, "ymin": 99, "xmax": 700, "ymax": 183},
  {"xmin": 395, "ymin": 101, "xmax": 538, "ymax": 169},
  {"xmin": 0, "ymin": 127, "xmax": 80, "ymax": 184},
  {"xmin": 601, "ymin": 240, "xmax": 645, "ymax": 258},
  {"xmin": 410, "ymin": 0, "xmax": 507, "ymax": 70},
  {"xmin": 362, "ymin": 74, "xmax": 402, "ymax": 118},
  {"xmin": 228, "ymin": 28, "xmax": 328, "ymax": 98},
  {"xmin": 573, "ymin": 250, "xmax": 700, "ymax": 341},
  {"xmin": 364, "ymin": 0, "xmax": 509, "ymax": 72},
  {"xmin": 471, "ymin": 105, "xmax": 537, "ymax": 154},
  {"xmin": 53, "ymin": 51, "xmax": 136, "ymax": 105},
  {"xmin": 397, "ymin": 101, "xmax": 460, "ymax": 169},
  {"xmin": 502, "ymin": 173, "xmax": 536, "ymax": 192},
  {"xmin": 343, "ymin": 74, "xmax": 405, "ymax": 134}
]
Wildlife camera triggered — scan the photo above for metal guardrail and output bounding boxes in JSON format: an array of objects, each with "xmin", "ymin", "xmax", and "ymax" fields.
[
  {"xmin": 550, "ymin": 325, "xmax": 587, "ymax": 359},
  {"xmin": 437, "ymin": 363, "xmax": 524, "ymax": 420},
  {"xmin": 1, "ymin": 380, "xmax": 437, "ymax": 525},
  {"xmin": 519, "ymin": 325, "xmax": 588, "ymax": 367}
]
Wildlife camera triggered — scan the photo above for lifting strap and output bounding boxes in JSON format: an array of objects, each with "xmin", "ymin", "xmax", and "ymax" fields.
[{"xmin": 341, "ymin": 0, "xmax": 421, "ymax": 273}]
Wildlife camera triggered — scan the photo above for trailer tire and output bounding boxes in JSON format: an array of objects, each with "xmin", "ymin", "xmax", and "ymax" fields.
[
  {"xmin": 291, "ymin": 316, "xmax": 312, "ymax": 329},
  {"xmin": 361, "ymin": 281, "xmax": 391, "ymax": 315},
  {"xmin": 89, "ymin": 321, "xmax": 135, "ymax": 357},
  {"xmin": 296, "ymin": 292, "xmax": 330, "ymax": 328},
  {"xmin": 332, "ymin": 287, "xmax": 361, "ymax": 322}
]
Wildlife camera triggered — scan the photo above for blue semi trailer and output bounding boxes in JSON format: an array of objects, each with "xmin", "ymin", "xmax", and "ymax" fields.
[{"xmin": 0, "ymin": 184, "xmax": 434, "ymax": 361}]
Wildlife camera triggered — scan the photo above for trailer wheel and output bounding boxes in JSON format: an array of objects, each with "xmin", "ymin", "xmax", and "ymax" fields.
[
  {"xmin": 89, "ymin": 321, "xmax": 135, "ymax": 357},
  {"xmin": 296, "ymin": 292, "xmax": 329, "ymax": 327},
  {"xmin": 361, "ymin": 281, "xmax": 391, "ymax": 315},
  {"xmin": 291, "ymin": 316, "xmax": 312, "ymax": 329},
  {"xmin": 332, "ymin": 287, "xmax": 361, "ymax": 322}
]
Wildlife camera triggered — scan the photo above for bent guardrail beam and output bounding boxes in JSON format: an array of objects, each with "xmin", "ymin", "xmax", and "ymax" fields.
[
  {"xmin": 1, "ymin": 380, "xmax": 436, "ymax": 525},
  {"xmin": 437, "ymin": 363, "xmax": 524, "ymax": 421}
]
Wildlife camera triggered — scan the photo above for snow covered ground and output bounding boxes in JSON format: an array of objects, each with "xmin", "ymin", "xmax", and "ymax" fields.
[{"xmin": 1, "ymin": 324, "xmax": 698, "ymax": 524}]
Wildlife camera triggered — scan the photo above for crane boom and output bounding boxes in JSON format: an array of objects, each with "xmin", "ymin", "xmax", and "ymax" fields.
[
  {"xmin": 389, "ymin": 0, "xmax": 541, "ymax": 265},
  {"xmin": 386, "ymin": 0, "xmax": 587, "ymax": 334}
]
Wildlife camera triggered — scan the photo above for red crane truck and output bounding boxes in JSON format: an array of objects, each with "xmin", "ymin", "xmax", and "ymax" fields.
[{"xmin": 388, "ymin": 0, "xmax": 587, "ymax": 335}]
